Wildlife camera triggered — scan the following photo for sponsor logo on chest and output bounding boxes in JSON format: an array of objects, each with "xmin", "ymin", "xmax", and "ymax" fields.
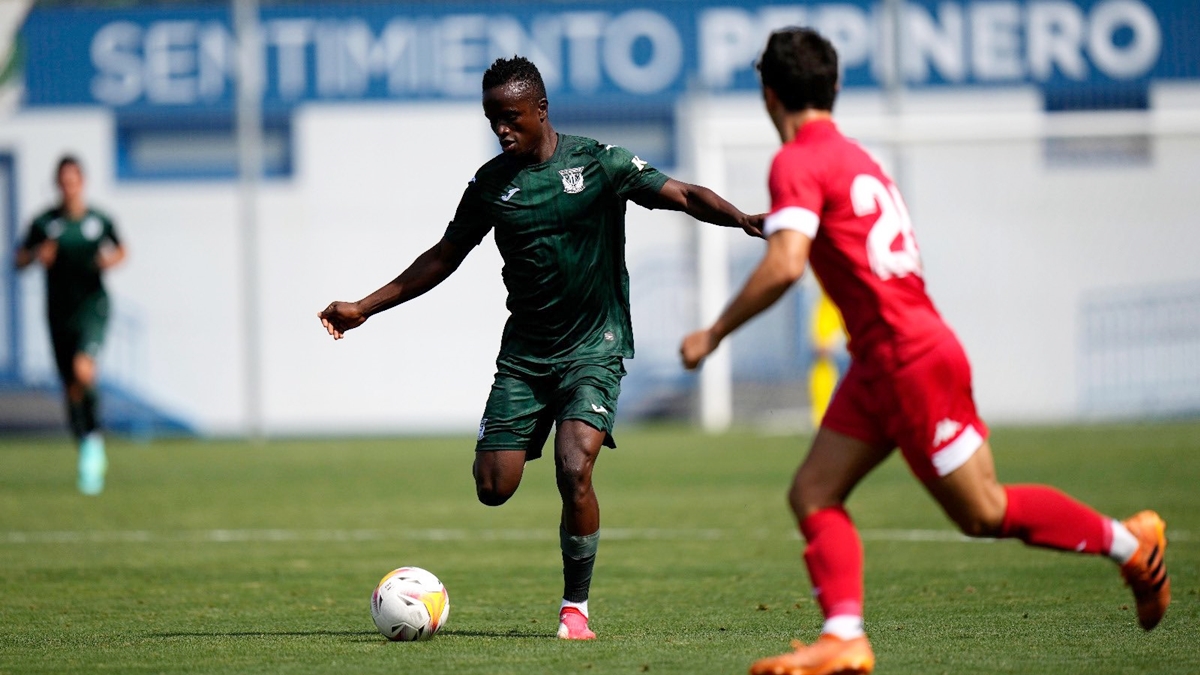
[{"xmin": 558, "ymin": 167, "xmax": 585, "ymax": 194}]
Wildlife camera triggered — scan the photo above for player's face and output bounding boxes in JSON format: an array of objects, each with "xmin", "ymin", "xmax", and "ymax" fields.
[
  {"xmin": 483, "ymin": 83, "xmax": 547, "ymax": 159},
  {"xmin": 56, "ymin": 164, "xmax": 84, "ymax": 203}
]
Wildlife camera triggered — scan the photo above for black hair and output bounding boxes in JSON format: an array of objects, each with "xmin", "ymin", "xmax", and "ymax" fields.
[
  {"xmin": 56, "ymin": 154, "xmax": 83, "ymax": 177},
  {"xmin": 482, "ymin": 56, "xmax": 547, "ymax": 103},
  {"xmin": 757, "ymin": 28, "xmax": 839, "ymax": 112}
]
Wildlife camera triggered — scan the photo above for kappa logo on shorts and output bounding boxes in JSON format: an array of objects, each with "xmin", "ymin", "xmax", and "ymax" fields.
[
  {"xmin": 477, "ymin": 417, "xmax": 488, "ymax": 441},
  {"xmin": 932, "ymin": 418, "xmax": 962, "ymax": 448},
  {"xmin": 559, "ymin": 167, "xmax": 585, "ymax": 194}
]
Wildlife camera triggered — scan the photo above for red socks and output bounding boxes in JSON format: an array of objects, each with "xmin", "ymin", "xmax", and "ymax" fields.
[
  {"xmin": 999, "ymin": 485, "xmax": 1112, "ymax": 555},
  {"xmin": 799, "ymin": 487, "xmax": 1112, "ymax": 624},
  {"xmin": 800, "ymin": 506, "xmax": 864, "ymax": 619}
]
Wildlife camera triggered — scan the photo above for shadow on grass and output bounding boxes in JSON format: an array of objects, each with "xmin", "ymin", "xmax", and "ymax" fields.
[
  {"xmin": 148, "ymin": 630, "xmax": 378, "ymax": 639},
  {"xmin": 440, "ymin": 629, "xmax": 556, "ymax": 639},
  {"xmin": 148, "ymin": 629, "xmax": 556, "ymax": 640}
]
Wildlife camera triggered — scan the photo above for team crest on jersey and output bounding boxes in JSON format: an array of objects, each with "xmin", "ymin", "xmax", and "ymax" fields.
[
  {"xmin": 559, "ymin": 167, "xmax": 585, "ymax": 194},
  {"xmin": 81, "ymin": 215, "xmax": 103, "ymax": 241}
]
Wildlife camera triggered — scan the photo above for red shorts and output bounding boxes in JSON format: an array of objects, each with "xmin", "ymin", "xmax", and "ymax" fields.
[{"xmin": 821, "ymin": 335, "xmax": 989, "ymax": 483}]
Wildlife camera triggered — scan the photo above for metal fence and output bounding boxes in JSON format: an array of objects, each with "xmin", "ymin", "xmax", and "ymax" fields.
[{"xmin": 1080, "ymin": 281, "xmax": 1200, "ymax": 417}]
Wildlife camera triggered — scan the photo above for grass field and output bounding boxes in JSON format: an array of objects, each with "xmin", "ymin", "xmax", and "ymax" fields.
[{"xmin": 0, "ymin": 421, "xmax": 1196, "ymax": 674}]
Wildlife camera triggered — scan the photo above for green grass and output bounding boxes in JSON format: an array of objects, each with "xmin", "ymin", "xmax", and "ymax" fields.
[{"xmin": 0, "ymin": 421, "xmax": 1197, "ymax": 674}]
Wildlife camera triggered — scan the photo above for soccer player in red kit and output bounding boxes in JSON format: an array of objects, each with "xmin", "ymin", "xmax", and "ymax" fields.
[{"xmin": 680, "ymin": 27, "xmax": 1169, "ymax": 675}]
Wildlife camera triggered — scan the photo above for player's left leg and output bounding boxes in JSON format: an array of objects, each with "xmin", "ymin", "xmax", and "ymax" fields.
[
  {"xmin": 925, "ymin": 441, "xmax": 1169, "ymax": 630},
  {"xmin": 551, "ymin": 357, "xmax": 623, "ymax": 640},
  {"xmin": 749, "ymin": 427, "xmax": 886, "ymax": 675},
  {"xmin": 74, "ymin": 304, "xmax": 109, "ymax": 495},
  {"xmin": 553, "ymin": 419, "xmax": 605, "ymax": 640}
]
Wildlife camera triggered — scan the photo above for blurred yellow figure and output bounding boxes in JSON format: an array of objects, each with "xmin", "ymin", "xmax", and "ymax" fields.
[{"xmin": 809, "ymin": 290, "xmax": 845, "ymax": 427}]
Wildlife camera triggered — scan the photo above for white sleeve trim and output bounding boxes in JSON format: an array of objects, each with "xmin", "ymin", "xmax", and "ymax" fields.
[
  {"xmin": 763, "ymin": 206, "xmax": 820, "ymax": 238},
  {"xmin": 931, "ymin": 424, "xmax": 984, "ymax": 477}
]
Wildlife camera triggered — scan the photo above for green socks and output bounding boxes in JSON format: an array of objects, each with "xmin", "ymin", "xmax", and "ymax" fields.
[{"xmin": 560, "ymin": 526, "xmax": 600, "ymax": 603}]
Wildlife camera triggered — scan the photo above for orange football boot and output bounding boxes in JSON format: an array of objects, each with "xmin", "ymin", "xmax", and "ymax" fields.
[
  {"xmin": 749, "ymin": 634, "xmax": 874, "ymax": 675},
  {"xmin": 1120, "ymin": 510, "xmax": 1170, "ymax": 630}
]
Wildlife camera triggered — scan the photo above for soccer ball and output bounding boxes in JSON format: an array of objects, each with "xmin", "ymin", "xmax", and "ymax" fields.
[{"xmin": 370, "ymin": 566, "xmax": 450, "ymax": 641}]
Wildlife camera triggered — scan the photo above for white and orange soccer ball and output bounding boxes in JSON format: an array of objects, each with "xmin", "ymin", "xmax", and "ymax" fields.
[{"xmin": 369, "ymin": 566, "xmax": 450, "ymax": 641}]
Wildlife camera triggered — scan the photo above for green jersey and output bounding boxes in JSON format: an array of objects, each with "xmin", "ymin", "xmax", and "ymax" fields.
[
  {"xmin": 22, "ymin": 206, "xmax": 121, "ymax": 320},
  {"xmin": 444, "ymin": 134, "xmax": 669, "ymax": 363}
]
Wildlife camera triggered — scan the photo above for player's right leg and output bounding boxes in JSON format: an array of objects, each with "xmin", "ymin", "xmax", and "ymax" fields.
[
  {"xmin": 926, "ymin": 442, "xmax": 1170, "ymax": 630},
  {"xmin": 750, "ymin": 427, "xmax": 890, "ymax": 675},
  {"xmin": 50, "ymin": 326, "xmax": 105, "ymax": 494},
  {"xmin": 471, "ymin": 364, "xmax": 552, "ymax": 506},
  {"xmin": 72, "ymin": 350, "xmax": 107, "ymax": 496},
  {"xmin": 471, "ymin": 450, "xmax": 527, "ymax": 506}
]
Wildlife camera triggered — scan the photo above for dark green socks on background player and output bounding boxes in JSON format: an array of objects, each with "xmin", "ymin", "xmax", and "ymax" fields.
[
  {"xmin": 14, "ymin": 156, "xmax": 126, "ymax": 495},
  {"xmin": 318, "ymin": 56, "xmax": 763, "ymax": 638}
]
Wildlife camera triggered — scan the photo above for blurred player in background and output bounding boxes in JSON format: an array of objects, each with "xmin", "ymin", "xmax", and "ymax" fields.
[
  {"xmin": 680, "ymin": 28, "xmax": 1169, "ymax": 675},
  {"xmin": 320, "ymin": 56, "xmax": 762, "ymax": 640},
  {"xmin": 14, "ymin": 155, "xmax": 126, "ymax": 495}
]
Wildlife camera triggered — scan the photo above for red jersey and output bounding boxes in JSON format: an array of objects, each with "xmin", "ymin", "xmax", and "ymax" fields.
[{"xmin": 764, "ymin": 119, "xmax": 951, "ymax": 373}]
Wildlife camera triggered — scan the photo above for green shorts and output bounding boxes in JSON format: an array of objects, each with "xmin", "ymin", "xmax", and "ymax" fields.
[
  {"xmin": 48, "ymin": 294, "xmax": 109, "ymax": 384},
  {"xmin": 475, "ymin": 356, "xmax": 626, "ymax": 459}
]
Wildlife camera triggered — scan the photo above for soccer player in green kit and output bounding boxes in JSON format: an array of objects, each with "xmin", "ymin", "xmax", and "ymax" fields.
[
  {"xmin": 319, "ymin": 56, "xmax": 762, "ymax": 639},
  {"xmin": 15, "ymin": 156, "xmax": 126, "ymax": 495}
]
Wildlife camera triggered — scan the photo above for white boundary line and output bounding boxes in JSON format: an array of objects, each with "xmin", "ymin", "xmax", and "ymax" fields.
[{"xmin": 0, "ymin": 528, "xmax": 1191, "ymax": 545}]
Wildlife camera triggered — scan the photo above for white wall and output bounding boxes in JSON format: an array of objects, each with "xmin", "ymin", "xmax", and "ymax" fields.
[
  {"xmin": 267, "ymin": 103, "xmax": 507, "ymax": 435},
  {"xmin": 692, "ymin": 85, "xmax": 1200, "ymax": 422},
  {"xmin": 2, "ymin": 102, "xmax": 508, "ymax": 435}
]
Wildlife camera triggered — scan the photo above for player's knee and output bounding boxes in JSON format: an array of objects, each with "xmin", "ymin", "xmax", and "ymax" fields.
[
  {"xmin": 475, "ymin": 482, "xmax": 515, "ymax": 507},
  {"xmin": 73, "ymin": 355, "xmax": 96, "ymax": 387},
  {"xmin": 472, "ymin": 466, "xmax": 517, "ymax": 507},
  {"xmin": 555, "ymin": 462, "xmax": 593, "ymax": 504},
  {"xmin": 788, "ymin": 474, "xmax": 839, "ymax": 519},
  {"xmin": 952, "ymin": 509, "xmax": 1005, "ymax": 538}
]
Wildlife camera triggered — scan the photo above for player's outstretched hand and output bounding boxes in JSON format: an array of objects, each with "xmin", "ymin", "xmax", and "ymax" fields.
[
  {"xmin": 680, "ymin": 328, "xmax": 720, "ymax": 370},
  {"xmin": 318, "ymin": 301, "xmax": 366, "ymax": 340},
  {"xmin": 741, "ymin": 213, "xmax": 766, "ymax": 239}
]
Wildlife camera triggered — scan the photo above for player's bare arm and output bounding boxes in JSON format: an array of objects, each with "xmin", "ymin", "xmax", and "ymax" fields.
[
  {"xmin": 97, "ymin": 243, "xmax": 126, "ymax": 271},
  {"xmin": 680, "ymin": 229, "xmax": 812, "ymax": 369},
  {"xmin": 633, "ymin": 178, "xmax": 765, "ymax": 238},
  {"xmin": 14, "ymin": 241, "xmax": 57, "ymax": 270},
  {"xmin": 14, "ymin": 244, "xmax": 33, "ymax": 270},
  {"xmin": 318, "ymin": 236, "xmax": 469, "ymax": 340}
]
